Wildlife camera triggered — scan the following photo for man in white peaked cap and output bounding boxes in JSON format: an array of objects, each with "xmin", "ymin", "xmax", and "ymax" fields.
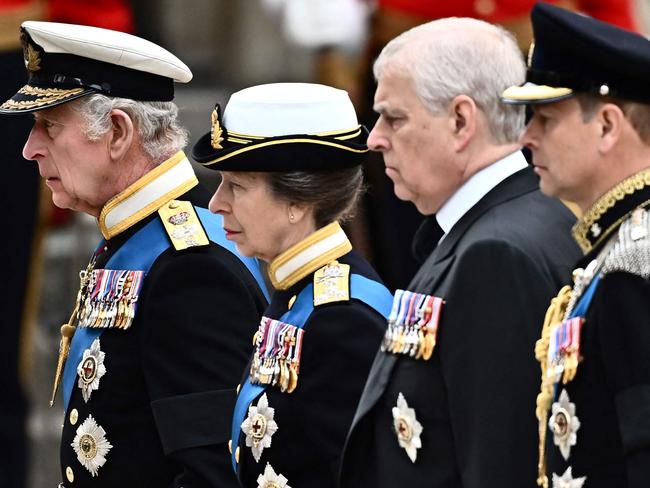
[{"xmin": 1, "ymin": 21, "xmax": 269, "ymax": 488}]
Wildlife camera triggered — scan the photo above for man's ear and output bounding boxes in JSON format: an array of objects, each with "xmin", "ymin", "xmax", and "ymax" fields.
[
  {"xmin": 108, "ymin": 109, "xmax": 135, "ymax": 161},
  {"xmin": 596, "ymin": 103, "xmax": 624, "ymax": 154},
  {"xmin": 448, "ymin": 95, "xmax": 476, "ymax": 152}
]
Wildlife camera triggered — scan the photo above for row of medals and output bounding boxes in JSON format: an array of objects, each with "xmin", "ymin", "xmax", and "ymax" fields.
[
  {"xmin": 381, "ymin": 289, "xmax": 444, "ymax": 361},
  {"xmin": 250, "ymin": 316, "xmax": 304, "ymax": 394},
  {"xmin": 77, "ymin": 269, "xmax": 144, "ymax": 329}
]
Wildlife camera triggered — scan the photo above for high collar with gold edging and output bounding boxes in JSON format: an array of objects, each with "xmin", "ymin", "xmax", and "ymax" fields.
[
  {"xmin": 98, "ymin": 151, "xmax": 198, "ymax": 239},
  {"xmin": 572, "ymin": 167, "xmax": 650, "ymax": 254},
  {"xmin": 268, "ymin": 221, "xmax": 352, "ymax": 290}
]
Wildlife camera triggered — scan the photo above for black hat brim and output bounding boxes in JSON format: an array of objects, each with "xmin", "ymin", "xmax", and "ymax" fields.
[{"xmin": 192, "ymin": 126, "xmax": 370, "ymax": 172}]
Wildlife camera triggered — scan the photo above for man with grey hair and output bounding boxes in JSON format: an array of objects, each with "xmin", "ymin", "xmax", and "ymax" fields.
[
  {"xmin": 339, "ymin": 17, "xmax": 580, "ymax": 488},
  {"xmin": 0, "ymin": 21, "xmax": 268, "ymax": 487}
]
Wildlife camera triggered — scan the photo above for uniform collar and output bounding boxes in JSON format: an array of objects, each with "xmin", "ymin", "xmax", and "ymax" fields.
[
  {"xmin": 268, "ymin": 221, "xmax": 352, "ymax": 290},
  {"xmin": 98, "ymin": 151, "xmax": 198, "ymax": 239},
  {"xmin": 572, "ymin": 167, "xmax": 650, "ymax": 254}
]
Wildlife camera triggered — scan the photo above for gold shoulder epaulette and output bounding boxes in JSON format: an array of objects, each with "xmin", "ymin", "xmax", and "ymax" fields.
[
  {"xmin": 313, "ymin": 260, "xmax": 350, "ymax": 306},
  {"xmin": 601, "ymin": 207, "xmax": 650, "ymax": 279},
  {"xmin": 158, "ymin": 200, "xmax": 209, "ymax": 251}
]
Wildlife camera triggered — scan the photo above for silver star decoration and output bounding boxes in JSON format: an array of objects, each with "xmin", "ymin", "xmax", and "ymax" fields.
[
  {"xmin": 392, "ymin": 392, "xmax": 423, "ymax": 463},
  {"xmin": 241, "ymin": 393, "xmax": 278, "ymax": 462},
  {"xmin": 77, "ymin": 338, "xmax": 107, "ymax": 403},
  {"xmin": 590, "ymin": 223, "xmax": 602, "ymax": 238},
  {"xmin": 71, "ymin": 415, "xmax": 112, "ymax": 477},
  {"xmin": 552, "ymin": 467, "xmax": 586, "ymax": 488},
  {"xmin": 257, "ymin": 463, "xmax": 291, "ymax": 488},
  {"xmin": 549, "ymin": 389, "xmax": 581, "ymax": 460}
]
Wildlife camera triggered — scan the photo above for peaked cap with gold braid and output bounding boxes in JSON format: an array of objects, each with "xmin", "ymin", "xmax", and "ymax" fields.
[
  {"xmin": 191, "ymin": 83, "xmax": 369, "ymax": 172},
  {"xmin": 501, "ymin": 3, "xmax": 650, "ymax": 105},
  {"xmin": 0, "ymin": 21, "xmax": 192, "ymax": 114}
]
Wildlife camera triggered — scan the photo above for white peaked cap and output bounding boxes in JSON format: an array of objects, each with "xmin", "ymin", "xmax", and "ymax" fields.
[
  {"xmin": 0, "ymin": 21, "xmax": 192, "ymax": 113},
  {"xmin": 23, "ymin": 21, "xmax": 192, "ymax": 83}
]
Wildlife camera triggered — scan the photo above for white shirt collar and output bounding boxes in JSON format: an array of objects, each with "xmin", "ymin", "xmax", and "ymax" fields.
[{"xmin": 436, "ymin": 150, "xmax": 528, "ymax": 236}]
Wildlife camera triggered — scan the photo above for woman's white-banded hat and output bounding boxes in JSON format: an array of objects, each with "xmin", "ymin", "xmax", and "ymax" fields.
[{"xmin": 192, "ymin": 83, "xmax": 369, "ymax": 172}]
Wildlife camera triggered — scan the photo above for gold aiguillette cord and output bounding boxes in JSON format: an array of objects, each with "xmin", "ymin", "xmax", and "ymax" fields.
[
  {"xmin": 49, "ymin": 257, "xmax": 95, "ymax": 407},
  {"xmin": 534, "ymin": 285, "xmax": 572, "ymax": 488}
]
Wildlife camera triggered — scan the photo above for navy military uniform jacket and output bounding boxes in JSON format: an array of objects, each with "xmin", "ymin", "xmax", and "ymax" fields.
[
  {"xmin": 542, "ymin": 169, "xmax": 650, "ymax": 487},
  {"xmin": 58, "ymin": 152, "xmax": 267, "ymax": 487},
  {"xmin": 231, "ymin": 222, "xmax": 389, "ymax": 488},
  {"xmin": 340, "ymin": 165, "xmax": 580, "ymax": 488}
]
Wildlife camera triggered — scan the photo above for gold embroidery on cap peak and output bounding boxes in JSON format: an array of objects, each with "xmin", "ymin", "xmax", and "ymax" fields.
[{"xmin": 0, "ymin": 86, "xmax": 85, "ymax": 110}]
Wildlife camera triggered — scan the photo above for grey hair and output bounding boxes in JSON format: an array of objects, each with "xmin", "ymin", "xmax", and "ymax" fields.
[
  {"xmin": 373, "ymin": 17, "xmax": 526, "ymax": 143},
  {"xmin": 73, "ymin": 94, "xmax": 189, "ymax": 163},
  {"xmin": 265, "ymin": 167, "xmax": 364, "ymax": 228}
]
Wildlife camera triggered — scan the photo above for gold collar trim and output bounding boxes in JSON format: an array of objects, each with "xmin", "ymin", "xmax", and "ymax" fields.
[
  {"xmin": 98, "ymin": 151, "xmax": 198, "ymax": 239},
  {"xmin": 572, "ymin": 167, "xmax": 650, "ymax": 254},
  {"xmin": 268, "ymin": 221, "xmax": 352, "ymax": 290}
]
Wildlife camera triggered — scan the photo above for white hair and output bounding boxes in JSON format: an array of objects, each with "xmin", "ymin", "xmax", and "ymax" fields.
[
  {"xmin": 73, "ymin": 94, "xmax": 189, "ymax": 163},
  {"xmin": 374, "ymin": 17, "xmax": 526, "ymax": 143}
]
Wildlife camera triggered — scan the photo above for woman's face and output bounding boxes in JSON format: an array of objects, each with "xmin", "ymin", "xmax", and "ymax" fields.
[{"xmin": 209, "ymin": 171, "xmax": 302, "ymax": 262}]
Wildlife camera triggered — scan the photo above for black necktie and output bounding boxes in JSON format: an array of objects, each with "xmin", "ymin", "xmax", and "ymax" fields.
[{"xmin": 411, "ymin": 215, "xmax": 444, "ymax": 263}]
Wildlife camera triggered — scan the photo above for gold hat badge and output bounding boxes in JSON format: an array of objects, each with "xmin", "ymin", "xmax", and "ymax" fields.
[
  {"xmin": 527, "ymin": 42, "xmax": 536, "ymax": 68},
  {"xmin": 21, "ymin": 32, "xmax": 41, "ymax": 73},
  {"xmin": 211, "ymin": 104, "xmax": 224, "ymax": 150}
]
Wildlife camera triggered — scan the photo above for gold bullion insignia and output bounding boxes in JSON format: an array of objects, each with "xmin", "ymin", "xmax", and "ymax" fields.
[
  {"xmin": 159, "ymin": 200, "xmax": 209, "ymax": 250},
  {"xmin": 313, "ymin": 260, "xmax": 350, "ymax": 306}
]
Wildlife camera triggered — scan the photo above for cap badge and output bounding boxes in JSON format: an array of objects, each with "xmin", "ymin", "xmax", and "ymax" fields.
[
  {"xmin": 23, "ymin": 41, "xmax": 41, "ymax": 73},
  {"xmin": 257, "ymin": 463, "xmax": 291, "ymax": 488},
  {"xmin": 552, "ymin": 467, "xmax": 586, "ymax": 488},
  {"xmin": 71, "ymin": 415, "xmax": 113, "ymax": 477},
  {"xmin": 211, "ymin": 104, "xmax": 224, "ymax": 150},
  {"xmin": 527, "ymin": 41, "xmax": 536, "ymax": 68},
  {"xmin": 77, "ymin": 338, "xmax": 107, "ymax": 403},
  {"xmin": 392, "ymin": 392, "xmax": 423, "ymax": 463},
  {"xmin": 241, "ymin": 393, "xmax": 279, "ymax": 462},
  {"xmin": 549, "ymin": 389, "xmax": 580, "ymax": 460}
]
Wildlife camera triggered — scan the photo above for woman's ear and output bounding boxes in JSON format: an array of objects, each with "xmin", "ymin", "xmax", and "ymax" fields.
[
  {"xmin": 108, "ymin": 109, "xmax": 135, "ymax": 161},
  {"xmin": 288, "ymin": 202, "xmax": 310, "ymax": 224}
]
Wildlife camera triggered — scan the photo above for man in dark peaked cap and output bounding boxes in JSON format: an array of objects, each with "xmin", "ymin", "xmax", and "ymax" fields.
[
  {"xmin": 0, "ymin": 21, "xmax": 269, "ymax": 487},
  {"xmin": 502, "ymin": 3, "xmax": 650, "ymax": 487},
  {"xmin": 339, "ymin": 15, "xmax": 580, "ymax": 488}
]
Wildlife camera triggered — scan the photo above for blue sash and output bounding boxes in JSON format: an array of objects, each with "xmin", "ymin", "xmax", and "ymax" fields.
[
  {"xmin": 230, "ymin": 274, "xmax": 392, "ymax": 471},
  {"xmin": 568, "ymin": 274, "xmax": 601, "ymax": 320},
  {"xmin": 62, "ymin": 210, "xmax": 268, "ymax": 412}
]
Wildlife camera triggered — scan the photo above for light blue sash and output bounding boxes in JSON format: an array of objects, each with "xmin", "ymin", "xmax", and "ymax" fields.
[
  {"xmin": 62, "ymin": 210, "xmax": 268, "ymax": 412},
  {"xmin": 230, "ymin": 274, "xmax": 392, "ymax": 471}
]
